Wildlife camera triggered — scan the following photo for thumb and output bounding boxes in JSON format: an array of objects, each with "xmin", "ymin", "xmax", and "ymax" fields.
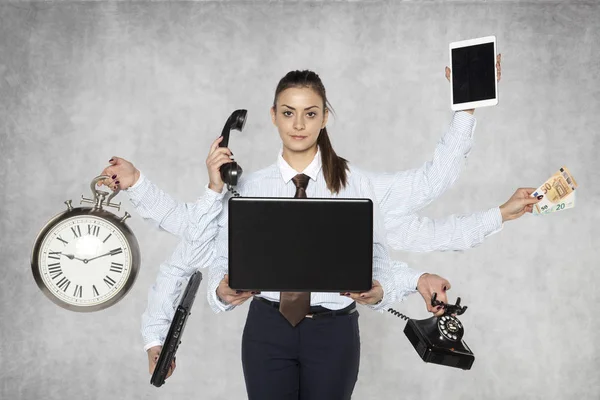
[{"xmin": 108, "ymin": 156, "xmax": 119, "ymax": 165}]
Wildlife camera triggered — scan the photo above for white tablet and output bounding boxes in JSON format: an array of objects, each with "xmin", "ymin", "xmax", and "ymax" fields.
[{"xmin": 449, "ymin": 36, "xmax": 498, "ymax": 111}]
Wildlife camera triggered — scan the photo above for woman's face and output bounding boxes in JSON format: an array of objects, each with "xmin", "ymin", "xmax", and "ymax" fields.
[{"xmin": 270, "ymin": 87, "xmax": 328, "ymax": 156}]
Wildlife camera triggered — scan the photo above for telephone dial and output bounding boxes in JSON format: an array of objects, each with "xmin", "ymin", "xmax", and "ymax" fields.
[
  {"xmin": 219, "ymin": 109, "xmax": 247, "ymax": 189},
  {"xmin": 388, "ymin": 293, "xmax": 474, "ymax": 370}
]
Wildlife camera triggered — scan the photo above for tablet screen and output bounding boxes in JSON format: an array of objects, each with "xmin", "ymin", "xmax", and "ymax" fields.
[{"xmin": 452, "ymin": 42, "xmax": 495, "ymax": 104}]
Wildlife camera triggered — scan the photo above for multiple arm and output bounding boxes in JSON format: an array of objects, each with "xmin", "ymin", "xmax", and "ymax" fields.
[
  {"xmin": 128, "ymin": 111, "xmax": 499, "ymax": 257},
  {"xmin": 128, "ymin": 111, "xmax": 505, "ymax": 347}
]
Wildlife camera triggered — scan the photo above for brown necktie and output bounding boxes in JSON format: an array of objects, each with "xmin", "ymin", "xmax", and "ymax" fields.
[{"xmin": 279, "ymin": 173, "xmax": 311, "ymax": 326}]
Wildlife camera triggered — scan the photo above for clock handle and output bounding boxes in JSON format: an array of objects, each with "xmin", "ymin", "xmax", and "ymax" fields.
[{"xmin": 81, "ymin": 175, "xmax": 122, "ymax": 211}]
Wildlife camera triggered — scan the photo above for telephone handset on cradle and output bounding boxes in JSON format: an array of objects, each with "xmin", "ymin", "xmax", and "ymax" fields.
[
  {"xmin": 388, "ymin": 293, "xmax": 474, "ymax": 370},
  {"xmin": 219, "ymin": 109, "xmax": 247, "ymax": 190}
]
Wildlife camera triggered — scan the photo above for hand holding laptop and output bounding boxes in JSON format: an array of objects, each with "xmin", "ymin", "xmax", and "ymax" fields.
[
  {"xmin": 147, "ymin": 346, "xmax": 176, "ymax": 380},
  {"xmin": 341, "ymin": 280, "xmax": 384, "ymax": 305},
  {"xmin": 217, "ymin": 274, "xmax": 259, "ymax": 306}
]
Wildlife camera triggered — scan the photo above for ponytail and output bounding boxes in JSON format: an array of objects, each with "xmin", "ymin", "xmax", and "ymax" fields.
[{"xmin": 317, "ymin": 127, "xmax": 348, "ymax": 194}]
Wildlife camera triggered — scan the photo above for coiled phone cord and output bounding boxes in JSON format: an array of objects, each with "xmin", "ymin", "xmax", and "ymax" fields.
[
  {"xmin": 387, "ymin": 308, "xmax": 410, "ymax": 321},
  {"xmin": 227, "ymin": 185, "xmax": 242, "ymax": 198}
]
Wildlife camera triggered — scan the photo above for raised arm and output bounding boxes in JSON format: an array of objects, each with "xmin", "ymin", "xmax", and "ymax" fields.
[
  {"xmin": 365, "ymin": 110, "xmax": 477, "ymax": 218},
  {"xmin": 100, "ymin": 137, "xmax": 234, "ymax": 236},
  {"xmin": 126, "ymin": 170, "xmax": 225, "ymax": 236},
  {"xmin": 367, "ymin": 56, "xmax": 502, "ymax": 218}
]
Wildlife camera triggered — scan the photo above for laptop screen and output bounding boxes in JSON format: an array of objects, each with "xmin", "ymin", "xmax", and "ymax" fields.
[{"xmin": 228, "ymin": 197, "xmax": 373, "ymax": 292}]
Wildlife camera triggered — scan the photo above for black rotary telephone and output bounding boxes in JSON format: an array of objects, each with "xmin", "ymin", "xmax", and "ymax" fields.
[
  {"xmin": 388, "ymin": 293, "xmax": 474, "ymax": 370},
  {"xmin": 219, "ymin": 109, "xmax": 247, "ymax": 188}
]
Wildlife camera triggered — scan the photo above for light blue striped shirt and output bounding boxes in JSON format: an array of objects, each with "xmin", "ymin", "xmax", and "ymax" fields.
[
  {"xmin": 205, "ymin": 152, "xmax": 398, "ymax": 314},
  {"xmin": 129, "ymin": 111, "xmax": 503, "ymax": 350}
]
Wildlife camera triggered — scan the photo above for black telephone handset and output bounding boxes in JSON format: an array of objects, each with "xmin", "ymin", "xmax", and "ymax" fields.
[
  {"xmin": 219, "ymin": 109, "xmax": 247, "ymax": 188},
  {"xmin": 388, "ymin": 293, "xmax": 475, "ymax": 370}
]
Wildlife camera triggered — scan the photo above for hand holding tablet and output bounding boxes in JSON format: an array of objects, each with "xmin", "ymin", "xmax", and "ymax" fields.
[{"xmin": 449, "ymin": 36, "xmax": 501, "ymax": 111}]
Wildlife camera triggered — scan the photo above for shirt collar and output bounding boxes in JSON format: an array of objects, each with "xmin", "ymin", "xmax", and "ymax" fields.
[{"xmin": 277, "ymin": 147, "xmax": 322, "ymax": 183}]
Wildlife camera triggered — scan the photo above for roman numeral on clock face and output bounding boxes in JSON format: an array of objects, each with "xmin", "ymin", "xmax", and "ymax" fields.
[
  {"xmin": 73, "ymin": 285, "xmax": 83, "ymax": 298},
  {"xmin": 110, "ymin": 262, "xmax": 123, "ymax": 273},
  {"xmin": 48, "ymin": 251, "xmax": 61, "ymax": 260},
  {"xmin": 110, "ymin": 248, "xmax": 123, "ymax": 256},
  {"xmin": 57, "ymin": 235, "xmax": 68, "ymax": 246},
  {"xmin": 57, "ymin": 277, "xmax": 71, "ymax": 292},
  {"xmin": 93, "ymin": 285, "xmax": 99, "ymax": 297},
  {"xmin": 103, "ymin": 233, "xmax": 112, "ymax": 243},
  {"xmin": 88, "ymin": 225, "xmax": 100, "ymax": 237},
  {"xmin": 104, "ymin": 276, "xmax": 116, "ymax": 288},
  {"xmin": 48, "ymin": 264, "xmax": 62, "ymax": 279},
  {"xmin": 71, "ymin": 226, "xmax": 82, "ymax": 238}
]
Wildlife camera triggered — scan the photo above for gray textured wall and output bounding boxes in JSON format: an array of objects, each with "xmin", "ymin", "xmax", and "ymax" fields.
[{"xmin": 1, "ymin": 1, "xmax": 599, "ymax": 399}]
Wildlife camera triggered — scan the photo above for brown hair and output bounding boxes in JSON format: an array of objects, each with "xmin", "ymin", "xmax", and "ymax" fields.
[{"xmin": 273, "ymin": 70, "xmax": 349, "ymax": 194}]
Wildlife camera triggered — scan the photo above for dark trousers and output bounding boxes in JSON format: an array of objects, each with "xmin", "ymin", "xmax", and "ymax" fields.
[{"xmin": 241, "ymin": 298, "xmax": 361, "ymax": 400}]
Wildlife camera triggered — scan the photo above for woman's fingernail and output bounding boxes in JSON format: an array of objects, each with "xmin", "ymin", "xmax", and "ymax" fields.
[
  {"xmin": 115, "ymin": 181, "xmax": 120, "ymax": 185},
  {"xmin": 112, "ymin": 174, "xmax": 117, "ymax": 179},
  {"xmin": 443, "ymin": 286, "xmax": 447, "ymax": 291},
  {"xmin": 236, "ymin": 290, "xmax": 242, "ymax": 294},
  {"xmin": 537, "ymin": 195, "xmax": 543, "ymax": 200},
  {"xmin": 109, "ymin": 158, "xmax": 114, "ymax": 162}
]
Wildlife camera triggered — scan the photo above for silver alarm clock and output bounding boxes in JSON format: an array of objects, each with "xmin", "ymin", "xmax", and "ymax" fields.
[{"xmin": 31, "ymin": 175, "xmax": 141, "ymax": 312}]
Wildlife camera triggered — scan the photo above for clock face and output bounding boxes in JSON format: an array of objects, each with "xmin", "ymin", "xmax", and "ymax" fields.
[{"xmin": 37, "ymin": 215, "xmax": 133, "ymax": 307}]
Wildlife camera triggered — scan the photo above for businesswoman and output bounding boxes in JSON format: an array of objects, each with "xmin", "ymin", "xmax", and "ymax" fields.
[
  {"xmin": 99, "ymin": 62, "xmax": 535, "ymax": 397},
  {"xmin": 200, "ymin": 70, "xmax": 449, "ymax": 400}
]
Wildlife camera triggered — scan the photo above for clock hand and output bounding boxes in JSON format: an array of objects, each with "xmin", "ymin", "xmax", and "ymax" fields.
[
  {"xmin": 62, "ymin": 253, "xmax": 86, "ymax": 262},
  {"xmin": 86, "ymin": 251, "xmax": 112, "ymax": 262}
]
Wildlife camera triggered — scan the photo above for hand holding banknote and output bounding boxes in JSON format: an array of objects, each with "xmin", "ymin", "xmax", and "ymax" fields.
[
  {"xmin": 531, "ymin": 166, "xmax": 578, "ymax": 216},
  {"xmin": 500, "ymin": 188, "xmax": 544, "ymax": 222}
]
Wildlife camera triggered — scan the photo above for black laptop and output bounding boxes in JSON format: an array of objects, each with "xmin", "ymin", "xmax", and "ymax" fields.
[{"xmin": 227, "ymin": 197, "xmax": 373, "ymax": 292}]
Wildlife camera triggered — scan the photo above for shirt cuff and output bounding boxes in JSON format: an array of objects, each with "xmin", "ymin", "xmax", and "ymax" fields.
[
  {"xmin": 409, "ymin": 271, "xmax": 426, "ymax": 292},
  {"xmin": 481, "ymin": 207, "xmax": 504, "ymax": 236},
  {"xmin": 143, "ymin": 340, "xmax": 163, "ymax": 352},
  {"xmin": 394, "ymin": 266, "xmax": 425, "ymax": 305},
  {"xmin": 124, "ymin": 170, "xmax": 149, "ymax": 204},
  {"xmin": 453, "ymin": 111, "xmax": 477, "ymax": 138},
  {"xmin": 129, "ymin": 170, "xmax": 146, "ymax": 190},
  {"xmin": 368, "ymin": 272, "xmax": 397, "ymax": 312},
  {"xmin": 210, "ymin": 285, "xmax": 235, "ymax": 313},
  {"xmin": 204, "ymin": 183, "xmax": 227, "ymax": 201}
]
